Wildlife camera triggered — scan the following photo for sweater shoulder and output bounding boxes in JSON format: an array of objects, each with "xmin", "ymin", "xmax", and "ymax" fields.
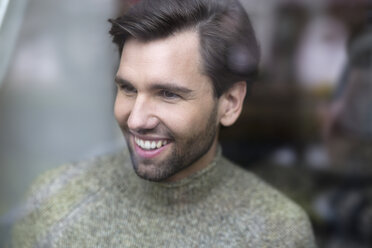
[
  {"xmin": 11, "ymin": 150, "xmax": 131, "ymax": 248},
  {"xmin": 26, "ymin": 150, "xmax": 129, "ymax": 206},
  {"xmin": 220, "ymin": 158, "xmax": 317, "ymax": 247}
]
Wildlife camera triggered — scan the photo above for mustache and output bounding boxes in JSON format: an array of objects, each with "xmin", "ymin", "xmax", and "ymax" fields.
[{"xmin": 122, "ymin": 124, "xmax": 175, "ymax": 140}]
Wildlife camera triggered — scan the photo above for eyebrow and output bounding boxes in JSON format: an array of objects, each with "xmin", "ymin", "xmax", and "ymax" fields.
[
  {"xmin": 115, "ymin": 76, "xmax": 194, "ymax": 95},
  {"xmin": 150, "ymin": 83, "xmax": 193, "ymax": 95},
  {"xmin": 114, "ymin": 76, "xmax": 131, "ymax": 86}
]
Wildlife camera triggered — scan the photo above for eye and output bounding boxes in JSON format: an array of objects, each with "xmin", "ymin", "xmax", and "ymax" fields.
[
  {"xmin": 160, "ymin": 90, "xmax": 181, "ymax": 100},
  {"xmin": 119, "ymin": 84, "xmax": 137, "ymax": 95}
]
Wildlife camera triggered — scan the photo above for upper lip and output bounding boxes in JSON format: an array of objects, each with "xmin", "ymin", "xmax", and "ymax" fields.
[{"xmin": 130, "ymin": 131, "xmax": 171, "ymax": 141}]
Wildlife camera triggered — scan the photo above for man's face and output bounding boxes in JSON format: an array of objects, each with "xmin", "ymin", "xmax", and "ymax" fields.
[{"xmin": 114, "ymin": 30, "xmax": 221, "ymax": 182}]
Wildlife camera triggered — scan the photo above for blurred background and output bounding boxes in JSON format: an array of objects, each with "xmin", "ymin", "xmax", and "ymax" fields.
[{"xmin": 0, "ymin": 0, "xmax": 371, "ymax": 247}]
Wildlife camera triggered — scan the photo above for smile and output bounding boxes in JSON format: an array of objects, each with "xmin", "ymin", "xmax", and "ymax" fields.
[{"xmin": 134, "ymin": 136, "xmax": 169, "ymax": 151}]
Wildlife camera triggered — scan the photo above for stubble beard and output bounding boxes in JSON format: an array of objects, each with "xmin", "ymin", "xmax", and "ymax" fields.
[{"xmin": 124, "ymin": 106, "xmax": 218, "ymax": 182}]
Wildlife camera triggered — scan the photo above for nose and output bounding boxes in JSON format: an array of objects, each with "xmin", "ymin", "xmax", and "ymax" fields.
[{"xmin": 127, "ymin": 95, "xmax": 159, "ymax": 131}]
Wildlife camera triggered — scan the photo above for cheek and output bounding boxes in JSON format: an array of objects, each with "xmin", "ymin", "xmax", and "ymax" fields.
[
  {"xmin": 158, "ymin": 104, "xmax": 212, "ymax": 136},
  {"xmin": 114, "ymin": 95, "xmax": 131, "ymax": 124}
]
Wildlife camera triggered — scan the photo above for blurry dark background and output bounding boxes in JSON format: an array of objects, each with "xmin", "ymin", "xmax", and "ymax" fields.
[{"xmin": 1, "ymin": 0, "xmax": 372, "ymax": 247}]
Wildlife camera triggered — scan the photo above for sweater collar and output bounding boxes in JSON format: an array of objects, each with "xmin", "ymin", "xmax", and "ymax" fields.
[
  {"xmin": 132, "ymin": 146, "xmax": 225, "ymax": 209},
  {"xmin": 155, "ymin": 146, "xmax": 222, "ymax": 188}
]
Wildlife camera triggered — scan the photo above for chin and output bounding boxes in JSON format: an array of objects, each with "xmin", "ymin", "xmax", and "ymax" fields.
[{"xmin": 132, "ymin": 162, "xmax": 177, "ymax": 182}]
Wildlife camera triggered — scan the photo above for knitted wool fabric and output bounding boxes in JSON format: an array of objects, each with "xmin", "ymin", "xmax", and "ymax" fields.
[{"xmin": 11, "ymin": 148, "xmax": 317, "ymax": 247}]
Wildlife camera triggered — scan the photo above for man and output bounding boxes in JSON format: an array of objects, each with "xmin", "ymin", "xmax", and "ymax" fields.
[
  {"xmin": 12, "ymin": 0, "xmax": 316, "ymax": 247},
  {"xmin": 315, "ymin": 24, "xmax": 372, "ymax": 246},
  {"xmin": 323, "ymin": 25, "xmax": 372, "ymax": 175}
]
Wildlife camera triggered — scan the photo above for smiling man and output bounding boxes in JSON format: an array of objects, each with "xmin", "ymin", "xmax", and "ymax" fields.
[
  {"xmin": 11, "ymin": 0, "xmax": 316, "ymax": 247},
  {"xmin": 115, "ymin": 30, "xmax": 229, "ymax": 182}
]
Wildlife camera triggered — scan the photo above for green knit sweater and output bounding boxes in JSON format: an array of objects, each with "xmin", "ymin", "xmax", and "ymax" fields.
[{"xmin": 11, "ymin": 148, "xmax": 316, "ymax": 247}]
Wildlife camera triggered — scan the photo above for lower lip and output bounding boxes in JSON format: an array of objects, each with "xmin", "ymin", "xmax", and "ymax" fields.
[{"xmin": 133, "ymin": 138, "xmax": 170, "ymax": 159}]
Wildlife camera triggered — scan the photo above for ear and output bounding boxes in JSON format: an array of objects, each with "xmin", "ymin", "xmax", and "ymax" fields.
[{"xmin": 218, "ymin": 81, "xmax": 247, "ymax": 127}]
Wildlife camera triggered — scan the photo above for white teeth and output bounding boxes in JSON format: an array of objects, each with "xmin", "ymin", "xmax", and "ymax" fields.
[
  {"xmin": 144, "ymin": 141, "xmax": 150, "ymax": 149},
  {"xmin": 134, "ymin": 137, "xmax": 169, "ymax": 150},
  {"xmin": 151, "ymin": 141, "xmax": 156, "ymax": 149},
  {"xmin": 156, "ymin": 141, "xmax": 162, "ymax": 149}
]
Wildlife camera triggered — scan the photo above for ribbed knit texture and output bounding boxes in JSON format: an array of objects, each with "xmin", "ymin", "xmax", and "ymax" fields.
[{"xmin": 11, "ymin": 148, "xmax": 317, "ymax": 247}]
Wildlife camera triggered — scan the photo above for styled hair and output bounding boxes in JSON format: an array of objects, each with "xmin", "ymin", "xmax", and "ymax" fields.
[{"xmin": 109, "ymin": 0, "xmax": 260, "ymax": 97}]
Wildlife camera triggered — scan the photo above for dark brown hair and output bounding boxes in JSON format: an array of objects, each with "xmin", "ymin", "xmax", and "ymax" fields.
[{"xmin": 109, "ymin": 0, "xmax": 260, "ymax": 97}]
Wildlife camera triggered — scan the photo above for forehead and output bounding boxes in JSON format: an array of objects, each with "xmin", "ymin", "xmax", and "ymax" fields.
[{"xmin": 117, "ymin": 30, "xmax": 212, "ymax": 92}]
